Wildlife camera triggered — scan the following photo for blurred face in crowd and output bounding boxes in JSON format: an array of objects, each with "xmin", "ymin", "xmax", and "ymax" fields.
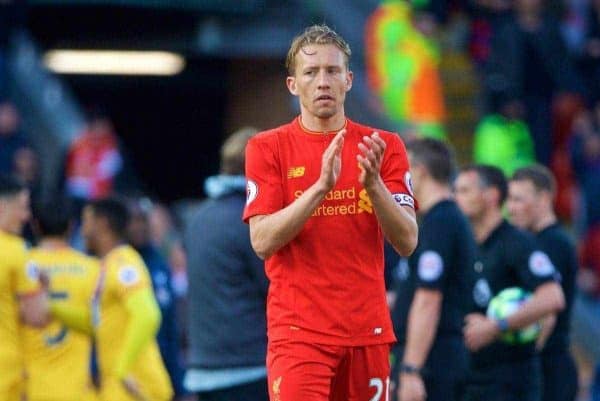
[
  {"xmin": 14, "ymin": 148, "xmax": 38, "ymax": 184},
  {"xmin": 149, "ymin": 205, "xmax": 171, "ymax": 245},
  {"xmin": 286, "ymin": 44, "xmax": 353, "ymax": 122},
  {"xmin": 454, "ymin": 171, "xmax": 487, "ymax": 220},
  {"xmin": 0, "ymin": 190, "xmax": 30, "ymax": 235},
  {"xmin": 507, "ymin": 179, "xmax": 542, "ymax": 231},
  {"xmin": 0, "ymin": 102, "xmax": 20, "ymax": 136},
  {"xmin": 89, "ymin": 117, "xmax": 113, "ymax": 137},
  {"xmin": 128, "ymin": 211, "xmax": 150, "ymax": 248},
  {"xmin": 515, "ymin": 0, "xmax": 543, "ymax": 14}
]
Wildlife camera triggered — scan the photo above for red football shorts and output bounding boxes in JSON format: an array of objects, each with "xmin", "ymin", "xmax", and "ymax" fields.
[{"xmin": 267, "ymin": 340, "xmax": 392, "ymax": 401}]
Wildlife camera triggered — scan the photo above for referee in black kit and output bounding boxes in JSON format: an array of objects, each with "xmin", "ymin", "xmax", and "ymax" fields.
[
  {"xmin": 454, "ymin": 165, "xmax": 565, "ymax": 401},
  {"xmin": 390, "ymin": 138, "xmax": 478, "ymax": 401},
  {"xmin": 508, "ymin": 165, "xmax": 578, "ymax": 401}
]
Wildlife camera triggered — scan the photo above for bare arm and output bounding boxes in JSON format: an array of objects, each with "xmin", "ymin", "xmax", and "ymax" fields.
[
  {"xmin": 19, "ymin": 291, "xmax": 49, "ymax": 328},
  {"xmin": 357, "ymin": 133, "xmax": 418, "ymax": 256},
  {"xmin": 464, "ymin": 282, "xmax": 564, "ymax": 351},
  {"xmin": 402, "ymin": 289, "xmax": 442, "ymax": 368},
  {"xmin": 397, "ymin": 289, "xmax": 442, "ymax": 401},
  {"xmin": 535, "ymin": 314, "xmax": 557, "ymax": 351},
  {"xmin": 504, "ymin": 281, "xmax": 564, "ymax": 330},
  {"xmin": 249, "ymin": 129, "xmax": 345, "ymax": 259}
]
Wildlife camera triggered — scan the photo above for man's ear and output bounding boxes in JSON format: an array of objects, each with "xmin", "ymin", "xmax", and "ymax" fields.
[
  {"xmin": 485, "ymin": 187, "xmax": 502, "ymax": 208},
  {"xmin": 412, "ymin": 163, "xmax": 426, "ymax": 184},
  {"xmin": 286, "ymin": 76, "xmax": 298, "ymax": 96},
  {"xmin": 345, "ymin": 70, "xmax": 353, "ymax": 92},
  {"xmin": 540, "ymin": 190, "xmax": 554, "ymax": 209}
]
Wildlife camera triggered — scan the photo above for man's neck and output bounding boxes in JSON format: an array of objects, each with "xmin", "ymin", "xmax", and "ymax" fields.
[
  {"xmin": 97, "ymin": 234, "xmax": 122, "ymax": 258},
  {"xmin": 472, "ymin": 209, "xmax": 503, "ymax": 244},
  {"xmin": 299, "ymin": 111, "xmax": 346, "ymax": 133},
  {"xmin": 532, "ymin": 211, "xmax": 557, "ymax": 233},
  {"xmin": 39, "ymin": 237, "xmax": 69, "ymax": 249},
  {"xmin": 0, "ymin": 226, "xmax": 18, "ymax": 237},
  {"xmin": 416, "ymin": 180, "xmax": 451, "ymax": 214}
]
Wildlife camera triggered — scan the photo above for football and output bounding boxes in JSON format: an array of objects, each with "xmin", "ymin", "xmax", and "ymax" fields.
[{"xmin": 486, "ymin": 287, "xmax": 541, "ymax": 345}]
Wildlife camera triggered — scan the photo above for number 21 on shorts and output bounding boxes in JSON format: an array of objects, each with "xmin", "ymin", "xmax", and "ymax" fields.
[{"xmin": 369, "ymin": 377, "xmax": 390, "ymax": 401}]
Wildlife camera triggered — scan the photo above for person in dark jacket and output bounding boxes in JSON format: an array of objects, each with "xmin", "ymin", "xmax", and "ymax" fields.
[
  {"xmin": 127, "ymin": 197, "xmax": 187, "ymax": 400},
  {"xmin": 183, "ymin": 127, "xmax": 269, "ymax": 401},
  {"xmin": 484, "ymin": 0, "xmax": 583, "ymax": 165}
]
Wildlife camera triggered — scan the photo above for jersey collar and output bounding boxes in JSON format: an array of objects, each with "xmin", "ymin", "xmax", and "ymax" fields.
[{"xmin": 296, "ymin": 116, "xmax": 348, "ymax": 136}]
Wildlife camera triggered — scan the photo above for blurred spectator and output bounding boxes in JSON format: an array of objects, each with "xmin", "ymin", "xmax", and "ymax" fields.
[
  {"xmin": 465, "ymin": 0, "xmax": 512, "ymax": 68},
  {"xmin": 570, "ymin": 103, "xmax": 600, "ymax": 400},
  {"xmin": 570, "ymin": 102, "xmax": 600, "ymax": 307},
  {"xmin": 127, "ymin": 197, "xmax": 187, "ymax": 400},
  {"xmin": 0, "ymin": 0, "xmax": 27, "ymax": 95},
  {"xmin": 578, "ymin": 224, "xmax": 600, "ymax": 295},
  {"xmin": 472, "ymin": 100, "xmax": 535, "ymax": 176},
  {"xmin": 148, "ymin": 202, "xmax": 188, "ymax": 298},
  {"xmin": 0, "ymin": 101, "xmax": 39, "ymax": 239},
  {"xmin": 184, "ymin": 127, "xmax": 268, "ymax": 401},
  {"xmin": 146, "ymin": 200, "xmax": 189, "ymax": 376},
  {"xmin": 64, "ymin": 108, "xmax": 123, "ymax": 208},
  {"xmin": 0, "ymin": 101, "xmax": 31, "ymax": 173},
  {"xmin": 570, "ymin": 103, "xmax": 600, "ymax": 232},
  {"xmin": 365, "ymin": 0, "xmax": 447, "ymax": 139},
  {"xmin": 577, "ymin": 0, "xmax": 600, "ymax": 101},
  {"xmin": 485, "ymin": 0, "xmax": 583, "ymax": 165},
  {"xmin": 560, "ymin": 0, "xmax": 588, "ymax": 57},
  {"xmin": 412, "ymin": 0, "xmax": 451, "ymax": 25}
]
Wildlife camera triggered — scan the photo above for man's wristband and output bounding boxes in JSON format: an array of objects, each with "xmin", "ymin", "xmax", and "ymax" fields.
[
  {"xmin": 496, "ymin": 318, "xmax": 510, "ymax": 333},
  {"xmin": 399, "ymin": 363, "xmax": 422, "ymax": 376}
]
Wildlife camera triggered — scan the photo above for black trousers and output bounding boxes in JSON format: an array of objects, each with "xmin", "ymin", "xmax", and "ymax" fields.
[
  {"xmin": 541, "ymin": 351, "xmax": 578, "ymax": 401},
  {"xmin": 197, "ymin": 378, "xmax": 269, "ymax": 401},
  {"xmin": 391, "ymin": 337, "xmax": 468, "ymax": 401},
  {"xmin": 462, "ymin": 357, "xmax": 542, "ymax": 401}
]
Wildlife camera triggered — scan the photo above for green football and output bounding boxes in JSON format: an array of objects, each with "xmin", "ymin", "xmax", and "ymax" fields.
[{"xmin": 486, "ymin": 287, "xmax": 541, "ymax": 345}]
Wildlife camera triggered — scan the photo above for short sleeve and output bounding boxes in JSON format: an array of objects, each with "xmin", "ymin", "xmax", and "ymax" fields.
[
  {"xmin": 110, "ymin": 260, "xmax": 151, "ymax": 300},
  {"xmin": 512, "ymin": 234, "xmax": 557, "ymax": 291},
  {"xmin": 413, "ymin": 217, "xmax": 452, "ymax": 290},
  {"xmin": 381, "ymin": 134, "xmax": 417, "ymax": 210},
  {"xmin": 243, "ymin": 136, "xmax": 284, "ymax": 222}
]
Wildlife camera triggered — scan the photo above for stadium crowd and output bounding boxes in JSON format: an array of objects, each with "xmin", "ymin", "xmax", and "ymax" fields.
[{"xmin": 1, "ymin": 1, "xmax": 600, "ymax": 401}]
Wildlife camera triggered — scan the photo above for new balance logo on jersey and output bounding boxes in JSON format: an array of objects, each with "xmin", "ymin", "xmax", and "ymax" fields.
[{"xmin": 287, "ymin": 166, "xmax": 305, "ymax": 178}]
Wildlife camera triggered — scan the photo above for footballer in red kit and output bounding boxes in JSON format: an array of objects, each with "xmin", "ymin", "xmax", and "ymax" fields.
[{"xmin": 243, "ymin": 25, "xmax": 418, "ymax": 401}]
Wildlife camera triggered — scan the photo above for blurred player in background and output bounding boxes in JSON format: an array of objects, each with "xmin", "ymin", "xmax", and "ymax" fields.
[
  {"xmin": 508, "ymin": 165, "xmax": 578, "ymax": 401},
  {"xmin": 82, "ymin": 198, "xmax": 172, "ymax": 401},
  {"xmin": 0, "ymin": 174, "xmax": 46, "ymax": 401},
  {"xmin": 455, "ymin": 165, "xmax": 564, "ymax": 401},
  {"xmin": 24, "ymin": 198, "xmax": 99, "ymax": 401},
  {"xmin": 127, "ymin": 198, "xmax": 187, "ymax": 400},
  {"xmin": 391, "ymin": 138, "xmax": 477, "ymax": 401},
  {"xmin": 244, "ymin": 24, "xmax": 418, "ymax": 401},
  {"xmin": 49, "ymin": 198, "xmax": 173, "ymax": 401}
]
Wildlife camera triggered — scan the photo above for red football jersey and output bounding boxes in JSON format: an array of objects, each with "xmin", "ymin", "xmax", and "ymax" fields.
[{"xmin": 243, "ymin": 117, "xmax": 415, "ymax": 346}]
